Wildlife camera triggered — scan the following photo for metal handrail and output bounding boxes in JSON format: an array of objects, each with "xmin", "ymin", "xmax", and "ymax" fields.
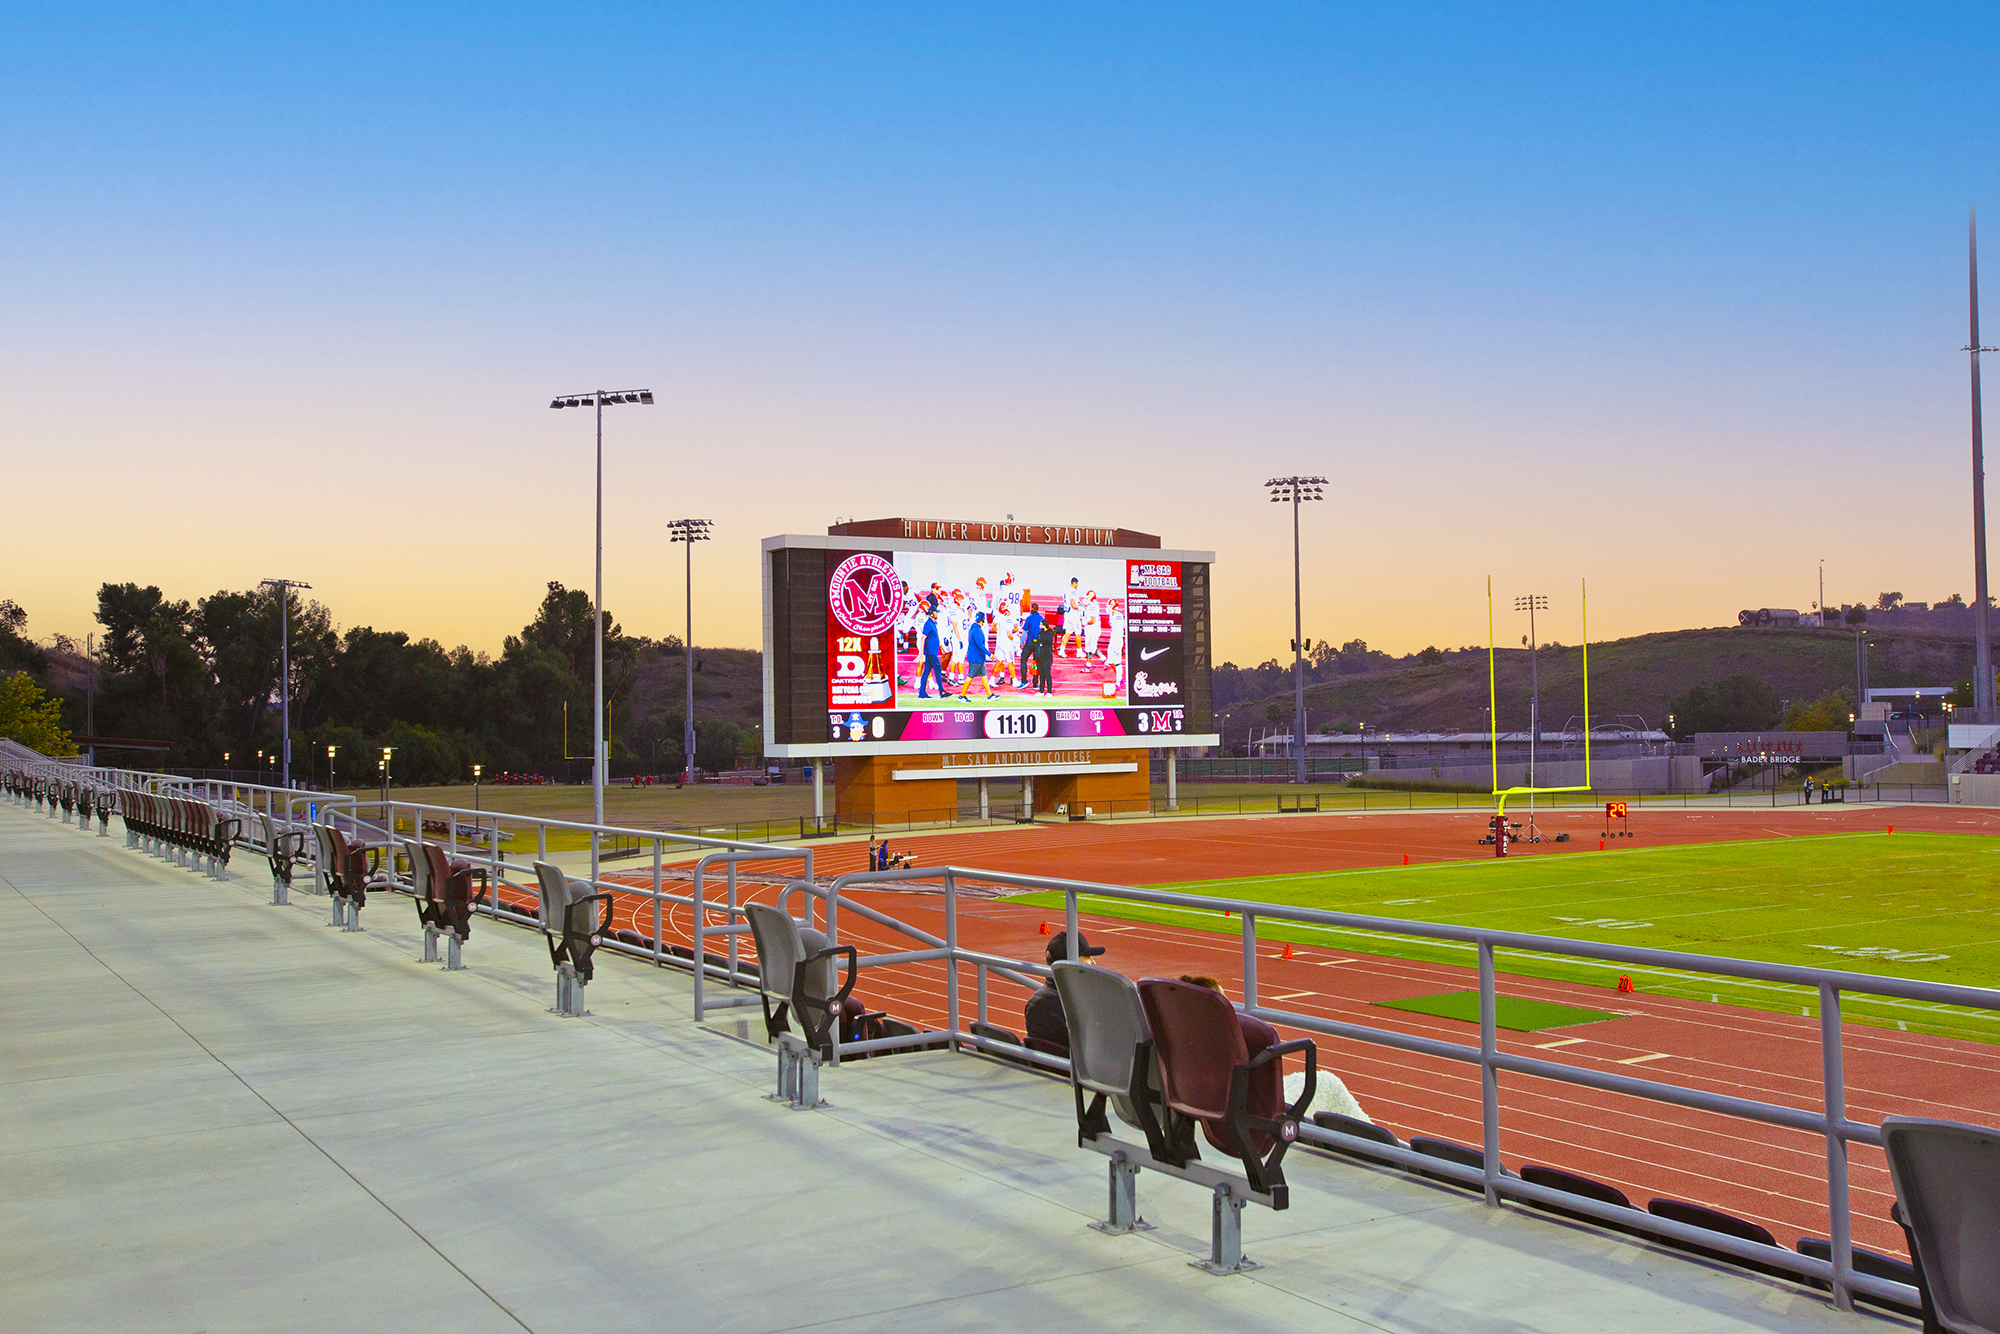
[
  {"xmin": 18, "ymin": 764, "xmax": 1962, "ymax": 1312},
  {"xmin": 780, "ymin": 861, "xmax": 1987, "ymax": 1313}
]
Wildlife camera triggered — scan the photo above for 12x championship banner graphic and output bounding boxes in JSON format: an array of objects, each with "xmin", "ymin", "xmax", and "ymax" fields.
[{"xmin": 825, "ymin": 548, "xmax": 1184, "ymax": 743}]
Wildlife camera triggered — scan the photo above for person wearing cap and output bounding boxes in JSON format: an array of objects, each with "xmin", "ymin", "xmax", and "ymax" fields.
[
  {"xmin": 917, "ymin": 603, "xmax": 944, "ymax": 698},
  {"xmin": 1024, "ymin": 930, "xmax": 1106, "ymax": 1049}
]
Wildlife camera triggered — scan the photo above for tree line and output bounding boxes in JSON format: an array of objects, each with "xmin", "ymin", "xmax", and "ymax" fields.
[{"xmin": 0, "ymin": 582, "xmax": 756, "ymax": 784}]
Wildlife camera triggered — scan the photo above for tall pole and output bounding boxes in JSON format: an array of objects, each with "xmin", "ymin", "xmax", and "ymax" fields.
[
  {"xmin": 684, "ymin": 534, "xmax": 695, "ymax": 787},
  {"xmin": 281, "ymin": 603, "xmax": 289, "ymax": 788},
  {"xmin": 1971, "ymin": 207, "xmax": 1998, "ymax": 723},
  {"xmin": 260, "ymin": 579, "xmax": 310, "ymax": 791},
  {"xmin": 1528, "ymin": 599, "xmax": 1538, "ymax": 787},
  {"xmin": 1291, "ymin": 485, "xmax": 1305, "ymax": 785},
  {"xmin": 1266, "ymin": 476, "xmax": 1323, "ymax": 783},
  {"xmin": 550, "ymin": 387, "xmax": 653, "ymax": 874},
  {"xmin": 593, "ymin": 392, "xmax": 605, "ymax": 883},
  {"xmin": 666, "ymin": 518, "xmax": 711, "ymax": 784}
]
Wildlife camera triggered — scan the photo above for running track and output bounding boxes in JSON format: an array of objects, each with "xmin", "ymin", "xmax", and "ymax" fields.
[{"xmin": 483, "ymin": 803, "xmax": 2000, "ymax": 1259}]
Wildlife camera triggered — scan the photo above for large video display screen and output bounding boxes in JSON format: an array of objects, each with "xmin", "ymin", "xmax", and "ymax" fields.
[{"xmin": 823, "ymin": 549, "xmax": 1189, "ymax": 744}]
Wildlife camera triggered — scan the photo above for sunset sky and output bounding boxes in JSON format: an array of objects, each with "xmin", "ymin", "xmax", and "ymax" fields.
[{"xmin": 6, "ymin": 5, "xmax": 1996, "ymax": 667}]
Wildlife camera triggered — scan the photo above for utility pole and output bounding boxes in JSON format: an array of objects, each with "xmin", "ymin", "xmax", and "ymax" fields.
[
  {"xmin": 260, "ymin": 579, "xmax": 311, "ymax": 790},
  {"xmin": 1969, "ymin": 207, "xmax": 1998, "ymax": 722},
  {"xmin": 1265, "ymin": 476, "xmax": 1325, "ymax": 784}
]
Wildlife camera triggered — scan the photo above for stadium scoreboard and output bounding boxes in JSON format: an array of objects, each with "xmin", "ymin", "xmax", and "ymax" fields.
[{"xmin": 763, "ymin": 519, "xmax": 1218, "ymax": 758}]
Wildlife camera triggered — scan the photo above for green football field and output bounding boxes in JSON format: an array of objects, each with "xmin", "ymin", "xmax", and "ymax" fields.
[{"xmin": 1009, "ymin": 831, "xmax": 2000, "ymax": 1041}]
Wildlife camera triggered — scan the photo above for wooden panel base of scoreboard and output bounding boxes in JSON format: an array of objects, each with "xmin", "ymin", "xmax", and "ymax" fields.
[{"xmin": 834, "ymin": 751, "xmax": 1150, "ymax": 822}]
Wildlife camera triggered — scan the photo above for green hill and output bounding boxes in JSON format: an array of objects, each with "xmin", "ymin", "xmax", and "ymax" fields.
[{"xmin": 1217, "ymin": 626, "xmax": 1974, "ymax": 749}]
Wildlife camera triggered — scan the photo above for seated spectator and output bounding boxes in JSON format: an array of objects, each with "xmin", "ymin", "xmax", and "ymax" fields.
[{"xmin": 1025, "ymin": 930, "xmax": 1107, "ymax": 1047}]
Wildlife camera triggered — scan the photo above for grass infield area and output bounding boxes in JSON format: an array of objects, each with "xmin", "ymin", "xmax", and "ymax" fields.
[
  {"xmin": 1008, "ymin": 830, "xmax": 2000, "ymax": 1042},
  {"xmin": 1374, "ymin": 992, "xmax": 1615, "ymax": 1031}
]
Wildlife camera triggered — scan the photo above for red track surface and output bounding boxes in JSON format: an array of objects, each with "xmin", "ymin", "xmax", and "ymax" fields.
[{"xmin": 486, "ymin": 803, "xmax": 2000, "ymax": 1261}]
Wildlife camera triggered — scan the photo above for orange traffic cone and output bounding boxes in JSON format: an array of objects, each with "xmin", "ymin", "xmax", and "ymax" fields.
[
  {"xmin": 1281, "ymin": 942, "xmax": 1294, "ymax": 960},
  {"xmin": 1223, "ymin": 909, "xmax": 1232, "ymax": 918},
  {"xmin": 1616, "ymin": 976, "xmax": 1635, "ymax": 993},
  {"xmin": 1039, "ymin": 921, "xmax": 1052, "ymax": 935},
  {"xmin": 1889, "ymin": 824, "xmax": 1895, "ymax": 834},
  {"xmin": 1599, "ymin": 838, "xmax": 1606, "ymax": 851},
  {"xmin": 1402, "ymin": 853, "xmax": 1410, "ymax": 865}
]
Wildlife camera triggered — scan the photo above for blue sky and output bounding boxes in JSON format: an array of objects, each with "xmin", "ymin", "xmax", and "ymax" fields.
[{"xmin": 5, "ymin": 4, "xmax": 1996, "ymax": 662}]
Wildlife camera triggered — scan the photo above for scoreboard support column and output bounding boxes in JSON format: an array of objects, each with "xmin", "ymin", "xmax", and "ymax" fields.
[
  {"xmin": 1168, "ymin": 752, "xmax": 1178, "ymax": 811},
  {"xmin": 813, "ymin": 763, "xmax": 824, "ymax": 822}
]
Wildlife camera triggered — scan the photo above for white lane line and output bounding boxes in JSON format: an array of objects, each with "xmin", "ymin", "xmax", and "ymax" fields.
[
  {"xmin": 1270, "ymin": 990, "xmax": 1316, "ymax": 1001},
  {"xmin": 1616, "ymin": 1052, "xmax": 1672, "ymax": 1066},
  {"xmin": 1534, "ymin": 1037, "xmax": 1587, "ymax": 1049}
]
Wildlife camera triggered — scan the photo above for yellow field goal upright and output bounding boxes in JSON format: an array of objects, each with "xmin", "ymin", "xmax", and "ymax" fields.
[{"xmin": 1487, "ymin": 576, "xmax": 1590, "ymax": 819}]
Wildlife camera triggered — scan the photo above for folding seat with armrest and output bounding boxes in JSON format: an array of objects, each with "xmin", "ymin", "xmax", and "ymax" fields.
[
  {"xmin": 1137, "ymin": 977, "xmax": 1316, "ymax": 1206},
  {"xmin": 1051, "ymin": 962, "xmax": 1189, "ymax": 1236},
  {"xmin": 1883, "ymin": 1115, "xmax": 2000, "ymax": 1334},
  {"xmin": 1059, "ymin": 970, "xmax": 1316, "ymax": 1274},
  {"xmin": 201, "ymin": 802, "xmax": 240, "ymax": 879},
  {"xmin": 743, "ymin": 900, "xmax": 859, "ymax": 1108},
  {"xmin": 534, "ymin": 861, "xmax": 613, "ymax": 1017},
  {"xmin": 313, "ymin": 824, "xmax": 375, "ymax": 930},
  {"xmin": 404, "ymin": 839, "xmax": 474, "ymax": 969},
  {"xmin": 258, "ymin": 810, "xmax": 310, "ymax": 904}
]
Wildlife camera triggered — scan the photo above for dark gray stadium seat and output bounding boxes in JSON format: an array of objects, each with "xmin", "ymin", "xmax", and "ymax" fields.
[
  {"xmin": 534, "ymin": 861, "xmax": 611, "ymax": 1017},
  {"xmin": 1309, "ymin": 1112, "xmax": 1402, "ymax": 1166},
  {"xmin": 743, "ymin": 901, "xmax": 857, "ymax": 1107},
  {"xmin": 1516, "ymin": 1164, "xmax": 1637, "ymax": 1233},
  {"xmin": 1794, "ymin": 1237, "xmax": 1920, "ymax": 1316},
  {"xmin": 1408, "ymin": 1135, "xmax": 1516, "ymax": 1190},
  {"xmin": 1645, "ymin": 1197, "xmax": 1787, "ymax": 1278},
  {"xmin": 1883, "ymin": 1116, "xmax": 2000, "ymax": 1333}
]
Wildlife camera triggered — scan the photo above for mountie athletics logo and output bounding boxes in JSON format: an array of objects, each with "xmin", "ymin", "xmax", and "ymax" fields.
[{"xmin": 828, "ymin": 553, "xmax": 903, "ymax": 635}]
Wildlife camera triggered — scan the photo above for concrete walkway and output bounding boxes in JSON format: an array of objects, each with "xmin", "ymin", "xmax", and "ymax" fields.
[{"xmin": 1, "ymin": 804, "xmax": 1886, "ymax": 1333}]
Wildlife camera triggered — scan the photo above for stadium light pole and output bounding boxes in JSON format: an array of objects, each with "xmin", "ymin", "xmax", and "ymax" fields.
[
  {"xmin": 550, "ymin": 388, "xmax": 655, "ymax": 882},
  {"xmin": 1267, "ymin": 476, "xmax": 1326, "ymax": 784},
  {"xmin": 667, "ymin": 518, "xmax": 713, "ymax": 786},
  {"xmin": 1514, "ymin": 594, "xmax": 1549, "ymax": 786},
  {"xmin": 1968, "ymin": 208, "xmax": 1998, "ymax": 723},
  {"xmin": 260, "ymin": 579, "xmax": 310, "ymax": 790}
]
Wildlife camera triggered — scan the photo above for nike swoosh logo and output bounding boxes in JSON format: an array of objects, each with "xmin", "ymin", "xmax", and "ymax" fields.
[{"xmin": 1140, "ymin": 646, "xmax": 1170, "ymax": 661}]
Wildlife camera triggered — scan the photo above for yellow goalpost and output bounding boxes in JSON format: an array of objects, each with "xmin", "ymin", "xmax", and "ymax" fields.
[{"xmin": 1487, "ymin": 576, "xmax": 1590, "ymax": 820}]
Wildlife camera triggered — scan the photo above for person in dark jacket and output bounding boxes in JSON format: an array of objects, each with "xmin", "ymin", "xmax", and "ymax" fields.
[
  {"xmin": 1024, "ymin": 930, "xmax": 1107, "ymax": 1048},
  {"xmin": 918, "ymin": 604, "xmax": 944, "ymax": 698},
  {"xmin": 1019, "ymin": 600, "xmax": 1044, "ymax": 692},
  {"xmin": 1033, "ymin": 619, "xmax": 1056, "ymax": 694}
]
